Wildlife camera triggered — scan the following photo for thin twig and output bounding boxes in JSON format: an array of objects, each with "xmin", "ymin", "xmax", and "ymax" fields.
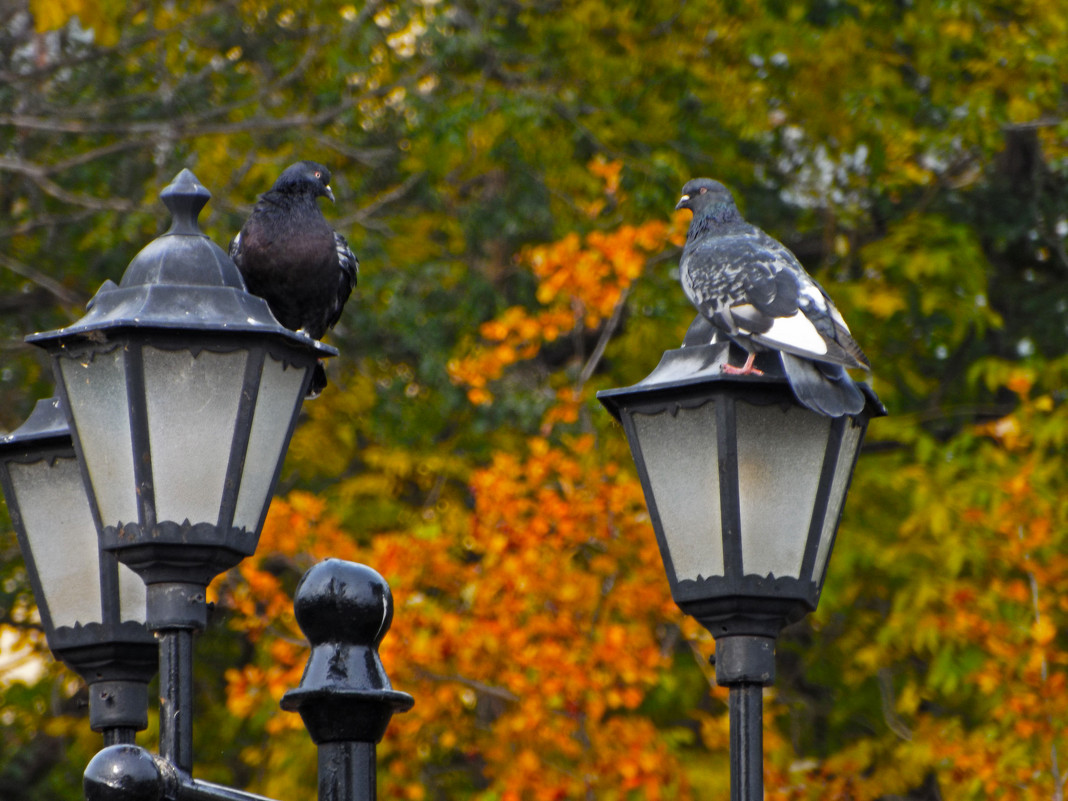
[
  {"xmin": 577, "ymin": 286, "xmax": 630, "ymax": 389},
  {"xmin": 0, "ymin": 253, "xmax": 83, "ymax": 306},
  {"xmin": 414, "ymin": 667, "xmax": 520, "ymax": 704}
]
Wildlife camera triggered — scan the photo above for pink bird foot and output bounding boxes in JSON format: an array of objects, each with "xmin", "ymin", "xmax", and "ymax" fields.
[{"xmin": 722, "ymin": 352, "xmax": 764, "ymax": 376}]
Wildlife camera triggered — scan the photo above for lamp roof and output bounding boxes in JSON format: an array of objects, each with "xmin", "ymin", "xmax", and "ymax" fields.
[
  {"xmin": 0, "ymin": 396, "xmax": 71, "ymax": 454},
  {"xmin": 26, "ymin": 169, "xmax": 336, "ymax": 357},
  {"xmin": 597, "ymin": 339, "xmax": 885, "ymax": 422}
]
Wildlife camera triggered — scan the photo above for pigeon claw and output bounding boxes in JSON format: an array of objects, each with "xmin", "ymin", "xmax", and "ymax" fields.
[{"xmin": 721, "ymin": 352, "xmax": 763, "ymax": 376}]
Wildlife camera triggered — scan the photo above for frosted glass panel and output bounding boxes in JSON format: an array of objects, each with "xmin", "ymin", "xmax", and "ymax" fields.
[
  {"xmin": 631, "ymin": 402, "xmax": 724, "ymax": 583},
  {"xmin": 144, "ymin": 347, "xmax": 246, "ymax": 525},
  {"xmin": 117, "ymin": 558, "xmax": 147, "ymax": 624},
  {"xmin": 60, "ymin": 348, "xmax": 138, "ymax": 527},
  {"xmin": 736, "ymin": 403, "xmax": 829, "ymax": 578},
  {"xmin": 813, "ymin": 419, "xmax": 864, "ymax": 583},
  {"xmin": 232, "ymin": 355, "xmax": 307, "ymax": 531},
  {"xmin": 9, "ymin": 457, "xmax": 102, "ymax": 629}
]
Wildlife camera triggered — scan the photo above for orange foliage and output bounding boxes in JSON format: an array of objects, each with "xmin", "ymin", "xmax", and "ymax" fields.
[
  {"xmin": 220, "ymin": 430, "xmax": 690, "ymax": 796},
  {"xmin": 447, "ymin": 160, "xmax": 687, "ymax": 404},
  {"xmin": 220, "ymin": 366, "xmax": 701, "ymax": 799}
]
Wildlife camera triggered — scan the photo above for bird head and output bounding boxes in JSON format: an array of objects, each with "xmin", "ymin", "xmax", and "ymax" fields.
[
  {"xmin": 675, "ymin": 178, "xmax": 736, "ymax": 217},
  {"xmin": 274, "ymin": 161, "xmax": 336, "ymax": 202}
]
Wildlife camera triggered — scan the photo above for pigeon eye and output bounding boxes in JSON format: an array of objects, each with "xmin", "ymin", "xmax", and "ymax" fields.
[
  {"xmin": 699, "ymin": 187, "xmax": 707, "ymax": 194},
  {"xmin": 314, "ymin": 171, "xmax": 322, "ymax": 179}
]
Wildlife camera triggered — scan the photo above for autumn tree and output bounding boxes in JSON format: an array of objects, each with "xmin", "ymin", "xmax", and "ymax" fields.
[{"xmin": 4, "ymin": 1, "xmax": 1068, "ymax": 799}]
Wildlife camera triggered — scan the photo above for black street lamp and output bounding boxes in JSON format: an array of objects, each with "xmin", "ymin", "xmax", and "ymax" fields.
[
  {"xmin": 7, "ymin": 169, "xmax": 410, "ymax": 801},
  {"xmin": 28, "ymin": 168, "xmax": 333, "ymax": 773},
  {"xmin": 598, "ymin": 337, "xmax": 883, "ymax": 800},
  {"xmin": 0, "ymin": 397, "xmax": 157, "ymax": 744}
]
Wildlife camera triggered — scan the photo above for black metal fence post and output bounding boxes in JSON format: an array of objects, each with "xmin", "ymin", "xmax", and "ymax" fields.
[
  {"xmin": 282, "ymin": 559, "xmax": 414, "ymax": 801},
  {"xmin": 84, "ymin": 560, "xmax": 413, "ymax": 801}
]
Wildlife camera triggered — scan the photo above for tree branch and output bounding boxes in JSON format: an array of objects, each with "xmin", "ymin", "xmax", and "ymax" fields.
[
  {"xmin": 0, "ymin": 253, "xmax": 84, "ymax": 306},
  {"xmin": 0, "ymin": 157, "xmax": 136, "ymax": 212}
]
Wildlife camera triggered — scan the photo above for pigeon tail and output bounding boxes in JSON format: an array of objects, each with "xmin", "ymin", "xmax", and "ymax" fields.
[
  {"xmin": 306, "ymin": 360, "xmax": 328, "ymax": 399},
  {"xmin": 780, "ymin": 352, "xmax": 865, "ymax": 417}
]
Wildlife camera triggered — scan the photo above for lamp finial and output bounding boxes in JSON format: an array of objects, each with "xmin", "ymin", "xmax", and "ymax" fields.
[{"xmin": 160, "ymin": 169, "xmax": 211, "ymax": 237}]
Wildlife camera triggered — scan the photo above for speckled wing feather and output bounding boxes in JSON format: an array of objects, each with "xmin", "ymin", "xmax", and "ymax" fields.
[
  {"xmin": 681, "ymin": 223, "xmax": 868, "ymax": 370},
  {"xmin": 331, "ymin": 231, "xmax": 358, "ymax": 331}
]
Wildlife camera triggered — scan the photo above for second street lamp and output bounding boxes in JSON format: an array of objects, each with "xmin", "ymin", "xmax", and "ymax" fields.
[
  {"xmin": 599, "ymin": 337, "xmax": 884, "ymax": 800},
  {"xmin": 0, "ymin": 397, "xmax": 156, "ymax": 744}
]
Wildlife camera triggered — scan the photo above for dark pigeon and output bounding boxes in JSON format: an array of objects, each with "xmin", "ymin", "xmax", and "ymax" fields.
[
  {"xmin": 230, "ymin": 161, "xmax": 358, "ymax": 396},
  {"xmin": 675, "ymin": 178, "xmax": 869, "ymax": 417}
]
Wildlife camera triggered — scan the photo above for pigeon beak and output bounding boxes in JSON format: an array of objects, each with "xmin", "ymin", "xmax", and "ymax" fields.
[
  {"xmin": 675, "ymin": 194, "xmax": 690, "ymax": 210},
  {"xmin": 325, "ymin": 185, "xmax": 336, "ymax": 203}
]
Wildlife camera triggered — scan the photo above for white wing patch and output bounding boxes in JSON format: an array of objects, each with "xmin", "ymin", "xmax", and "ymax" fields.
[
  {"xmin": 799, "ymin": 282, "xmax": 825, "ymax": 308},
  {"xmin": 750, "ymin": 310, "xmax": 829, "ymax": 357}
]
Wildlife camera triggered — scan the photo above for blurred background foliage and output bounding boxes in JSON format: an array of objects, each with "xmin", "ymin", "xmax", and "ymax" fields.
[{"xmin": 3, "ymin": 0, "xmax": 1068, "ymax": 798}]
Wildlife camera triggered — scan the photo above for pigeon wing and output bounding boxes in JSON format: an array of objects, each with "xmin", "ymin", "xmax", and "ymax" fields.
[
  {"xmin": 791, "ymin": 269, "xmax": 870, "ymax": 369},
  {"xmin": 703, "ymin": 230, "xmax": 868, "ymax": 370},
  {"xmin": 680, "ymin": 233, "xmax": 761, "ymax": 335},
  {"xmin": 325, "ymin": 230, "xmax": 359, "ymax": 331}
]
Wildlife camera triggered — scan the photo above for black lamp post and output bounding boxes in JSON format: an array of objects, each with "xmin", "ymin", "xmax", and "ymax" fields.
[
  {"xmin": 9, "ymin": 169, "xmax": 410, "ymax": 801},
  {"xmin": 28, "ymin": 168, "xmax": 333, "ymax": 773},
  {"xmin": 0, "ymin": 397, "xmax": 157, "ymax": 744},
  {"xmin": 598, "ymin": 337, "xmax": 883, "ymax": 800}
]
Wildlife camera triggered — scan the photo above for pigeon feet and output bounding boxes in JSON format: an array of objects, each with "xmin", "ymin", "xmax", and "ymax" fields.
[{"xmin": 722, "ymin": 352, "xmax": 763, "ymax": 376}]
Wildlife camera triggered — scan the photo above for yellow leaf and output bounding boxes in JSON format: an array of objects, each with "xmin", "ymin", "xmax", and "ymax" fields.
[
  {"xmin": 1032, "ymin": 617, "xmax": 1056, "ymax": 646},
  {"xmin": 865, "ymin": 288, "xmax": 906, "ymax": 318}
]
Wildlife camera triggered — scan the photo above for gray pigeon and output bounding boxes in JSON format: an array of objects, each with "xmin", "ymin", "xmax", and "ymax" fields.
[{"xmin": 675, "ymin": 178, "xmax": 869, "ymax": 416}]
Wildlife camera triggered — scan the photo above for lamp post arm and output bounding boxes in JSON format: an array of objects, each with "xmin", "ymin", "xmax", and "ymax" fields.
[
  {"xmin": 84, "ymin": 744, "xmax": 287, "ymax": 801},
  {"xmin": 178, "ymin": 776, "xmax": 284, "ymax": 801}
]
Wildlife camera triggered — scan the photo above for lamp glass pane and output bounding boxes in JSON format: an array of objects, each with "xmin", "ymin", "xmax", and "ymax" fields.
[
  {"xmin": 117, "ymin": 558, "xmax": 147, "ymax": 624},
  {"xmin": 8, "ymin": 456, "xmax": 102, "ymax": 629},
  {"xmin": 813, "ymin": 418, "xmax": 864, "ymax": 584},
  {"xmin": 232, "ymin": 355, "xmax": 307, "ymax": 531},
  {"xmin": 735, "ymin": 402, "xmax": 830, "ymax": 578},
  {"xmin": 631, "ymin": 402, "xmax": 724, "ymax": 582},
  {"xmin": 144, "ymin": 346, "xmax": 247, "ymax": 525},
  {"xmin": 60, "ymin": 348, "xmax": 138, "ymax": 527}
]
